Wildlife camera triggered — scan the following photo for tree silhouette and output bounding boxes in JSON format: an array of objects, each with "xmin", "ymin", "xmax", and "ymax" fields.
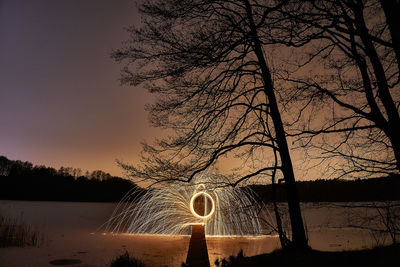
[
  {"xmin": 0, "ymin": 156, "xmax": 140, "ymax": 202},
  {"xmin": 113, "ymin": 0, "xmax": 308, "ymax": 249},
  {"xmin": 266, "ymin": 0, "xmax": 400, "ymax": 179}
]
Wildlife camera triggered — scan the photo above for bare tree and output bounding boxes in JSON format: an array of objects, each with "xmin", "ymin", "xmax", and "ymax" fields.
[
  {"xmin": 335, "ymin": 202, "xmax": 400, "ymax": 246},
  {"xmin": 113, "ymin": 0, "xmax": 308, "ymax": 249},
  {"xmin": 262, "ymin": 0, "xmax": 400, "ymax": 179}
]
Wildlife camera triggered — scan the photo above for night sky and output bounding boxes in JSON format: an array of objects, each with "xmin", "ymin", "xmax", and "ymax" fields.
[
  {"xmin": 0, "ymin": 0, "xmax": 317, "ymax": 181},
  {"xmin": 0, "ymin": 0, "xmax": 158, "ymax": 176}
]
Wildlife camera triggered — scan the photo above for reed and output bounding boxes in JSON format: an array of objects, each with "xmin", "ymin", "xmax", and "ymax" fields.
[
  {"xmin": 110, "ymin": 251, "xmax": 145, "ymax": 267},
  {"xmin": 0, "ymin": 213, "xmax": 44, "ymax": 247}
]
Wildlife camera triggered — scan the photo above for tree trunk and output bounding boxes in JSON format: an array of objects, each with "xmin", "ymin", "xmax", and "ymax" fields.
[
  {"xmin": 272, "ymin": 171, "xmax": 290, "ymax": 249},
  {"xmin": 379, "ymin": 0, "xmax": 400, "ymax": 172},
  {"xmin": 387, "ymin": 128, "xmax": 400, "ymax": 172},
  {"xmin": 244, "ymin": 0, "xmax": 308, "ymax": 249},
  {"xmin": 352, "ymin": 1, "xmax": 400, "ymax": 172},
  {"xmin": 380, "ymin": 0, "xmax": 400, "ymax": 74}
]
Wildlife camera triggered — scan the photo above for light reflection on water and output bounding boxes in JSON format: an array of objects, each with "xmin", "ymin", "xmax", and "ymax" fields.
[
  {"xmin": 0, "ymin": 201, "xmax": 398, "ymax": 267},
  {"xmin": 103, "ymin": 233, "xmax": 280, "ymax": 267},
  {"xmin": 0, "ymin": 200, "xmax": 280, "ymax": 266}
]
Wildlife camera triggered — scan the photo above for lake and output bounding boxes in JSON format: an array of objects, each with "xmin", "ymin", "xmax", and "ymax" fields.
[{"xmin": 0, "ymin": 200, "xmax": 395, "ymax": 266}]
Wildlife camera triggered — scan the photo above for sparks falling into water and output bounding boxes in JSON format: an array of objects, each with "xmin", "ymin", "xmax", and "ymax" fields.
[{"xmin": 102, "ymin": 175, "xmax": 273, "ymax": 236}]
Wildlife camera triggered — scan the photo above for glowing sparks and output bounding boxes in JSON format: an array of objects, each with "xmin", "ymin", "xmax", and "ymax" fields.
[
  {"xmin": 101, "ymin": 175, "xmax": 273, "ymax": 236},
  {"xmin": 189, "ymin": 191, "xmax": 215, "ymax": 220}
]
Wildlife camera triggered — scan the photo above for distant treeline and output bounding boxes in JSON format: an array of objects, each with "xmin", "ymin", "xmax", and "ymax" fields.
[
  {"xmin": 2, "ymin": 155, "xmax": 399, "ymax": 202},
  {"xmin": 250, "ymin": 174, "xmax": 400, "ymax": 202},
  {"xmin": 0, "ymin": 156, "xmax": 142, "ymax": 202}
]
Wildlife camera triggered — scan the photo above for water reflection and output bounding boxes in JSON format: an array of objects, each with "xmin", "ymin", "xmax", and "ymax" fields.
[
  {"xmin": 0, "ymin": 201, "xmax": 397, "ymax": 267},
  {"xmin": 108, "ymin": 234, "xmax": 280, "ymax": 267}
]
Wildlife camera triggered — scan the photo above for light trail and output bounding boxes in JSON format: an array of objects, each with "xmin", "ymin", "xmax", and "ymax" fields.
[{"xmin": 101, "ymin": 175, "xmax": 273, "ymax": 236}]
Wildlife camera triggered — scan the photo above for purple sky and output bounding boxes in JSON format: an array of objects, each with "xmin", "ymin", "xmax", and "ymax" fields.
[{"xmin": 0, "ymin": 0, "xmax": 157, "ymax": 176}]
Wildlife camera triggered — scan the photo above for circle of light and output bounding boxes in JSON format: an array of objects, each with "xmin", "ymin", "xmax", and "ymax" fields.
[{"xmin": 189, "ymin": 191, "xmax": 215, "ymax": 220}]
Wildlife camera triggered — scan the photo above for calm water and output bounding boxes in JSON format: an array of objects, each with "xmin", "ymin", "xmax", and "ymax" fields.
[{"xmin": 0, "ymin": 200, "xmax": 396, "ymax": 266}]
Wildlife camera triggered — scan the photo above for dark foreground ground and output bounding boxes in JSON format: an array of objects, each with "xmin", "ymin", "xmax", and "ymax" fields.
[{"xmin": 217, "ymin": 244, "xmax": 400, "ymax": 267}]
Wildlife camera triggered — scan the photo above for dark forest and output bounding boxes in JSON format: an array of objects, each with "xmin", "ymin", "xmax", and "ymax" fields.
[
  {"xmin": 0, "ymin": 156, "xmax": 141, "ymax": 202},
  {"xmin": 1, "ymin": 155, "xmax": 398, "ymax": 203}
]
